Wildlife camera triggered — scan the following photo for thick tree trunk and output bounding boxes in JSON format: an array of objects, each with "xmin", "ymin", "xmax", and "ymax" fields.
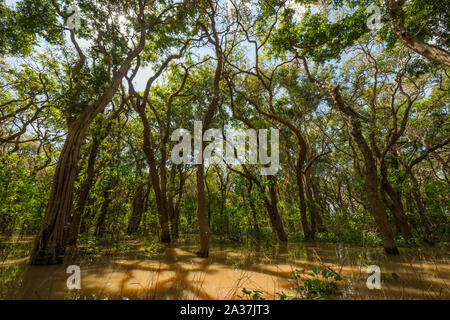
[
  {"xmin": 193, "ymin": 7, "xmax": 223, "ymax": 256},
  {"xmin": 127, "ymin": 180, "xmax": 150, "ymax": 235},
  {"xmin": 381, "ymin": 181, "xmax": 413, "ymax": 241},
  {"xmin": 319, "ymin": 82, "xmax": 399, "ymax": 254},
  {"xmin": 305, "ymin": 173, "xmax": 325, "ymax": 232},
  {"xmin": 311, "ymin": 175, "xmax": 328, "ymax": 224},
  {"xmin": 29, "ymin": 121, "xmax": 88, "ymax": 265},
  {"xmin": 381, "ymin": 189, "xmax": 403, "ymax": 234},
  {"xmin": 267, "ymin": 177, "xmax": 288, "ymax": 242},
  {"xmin": 152, "ymin": 177, "xmax": 171, "ymax": 243},
  {"xmin": 296, "ymin": 168, "xmax": 313, "ymax": 239},
  {"xmin": 380, "ymin": 158, "xmax": 413, "ymax": 241},
  {"xmin": 65, "ymin": 135, "xmax": 101, "ymax": 246},
  {"xmin": 136, "ymin": 107, "xmax": 171, "ymax": 243},
  {"xmin": 196, "ymin": 164, "xmax": 211, "ymax": 257},
  {"xmin": 363, "ymin": 164, "xmax": 399, "ymax": 253},
  {"xmin": 349, "ymin": 119, "xmax": 398, "ymax": 254},
  {"xmin": 266, "ymin": 203, "xmax": 288, "ymax": 242},
  {"xmin": 29, "ymin": 17, "xmax": 147, "ymax": 264}
]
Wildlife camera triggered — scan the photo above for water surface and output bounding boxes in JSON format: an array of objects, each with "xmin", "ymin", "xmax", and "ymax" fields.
[{"xmin": 1, "ymin": 238, "xmax": 448, "ymax": 300}]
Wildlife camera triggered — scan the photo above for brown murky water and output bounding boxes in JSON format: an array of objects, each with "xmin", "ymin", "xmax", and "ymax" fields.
[{"xmin": 1, "ymin": 237, "xmax": 449, "ymax": 300}]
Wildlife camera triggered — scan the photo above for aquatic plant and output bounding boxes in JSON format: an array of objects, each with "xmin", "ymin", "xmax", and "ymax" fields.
[{"xmin": 279, "ymin": 267, "xmax": 343, "ymax": 300}]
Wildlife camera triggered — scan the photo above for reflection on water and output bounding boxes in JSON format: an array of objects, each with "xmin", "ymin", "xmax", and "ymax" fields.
[{"xmin": 0, "ymin": 238, "xmax": 449, "ymax": 300}]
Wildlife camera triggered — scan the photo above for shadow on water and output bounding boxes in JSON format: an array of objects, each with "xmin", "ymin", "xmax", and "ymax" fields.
[{"xmin": 1, "ymin": 237, "xmax": 449, "ymax": 300}]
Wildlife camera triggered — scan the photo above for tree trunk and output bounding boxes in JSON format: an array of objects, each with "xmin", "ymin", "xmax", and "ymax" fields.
[
  {"xmin": 267, "ymin": 177, "xmax": 288, "ymax": 242},
  {"xmin": 363, "ymin": 165, "xmax": 399, "ymax": 253},
  {"xmin": 305, "ymin": 173, "xmax": 326, "ymax": 232},
  {"xmin": 311, "ymin": 175, "xmax": 328, "ymax": 224},
  {"xmin": 381, "ymin": 180, "xmax": 413, "ymax": 241},
  {"xmin": 379, "ymin": 155, "xmax": 413, "ymax": 241},
  {"xmin": 152, "ymin": 179, "xmax": 171, "ymax": 243},
  {"xmin": 127, "ymin": 180, "xmax": 150, "ymax": 235},
  {"xmin": 193, "ymin": 6, "xmax": 223, "ymax": 256},
  {"xmin": 196, "ymin": 163, "xmax": 211, "ymax": 257},
  {"xmin": 296, "ymin": 168, "xmax": 313, "ymax": 239},
  {"xmin": 319, "ymin": 82, "xmax": 399, "ymax": 254},
  {"xmin": 29, "ymin": 18, "xmax": 147, "ymax": 264},
  {"xmin": 349, "ymin": 119, "xmax": 398, "ymax": 254},
  {"xmin": 29, "ymin": 121, "xmax": 88, "ymax": 265},
  {"xmin": 65, "ymin": 135, "xmax": 101, "ymax": 246},
  {"xmin": 136, "ymin": 106, "xmax": 171, "ymax": 243}
]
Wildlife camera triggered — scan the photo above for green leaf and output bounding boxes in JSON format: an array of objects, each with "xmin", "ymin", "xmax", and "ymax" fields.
[
  {"xmin": 391, "ymin": 273, "xmax": 400, "ymax": 280},
  {"xmin": 312, "ymin": 266, "xmax": 321, "ymax": 275},
  {"xmin": 242, "ymin": 288, "xmax": 251, "ymax": 295}
]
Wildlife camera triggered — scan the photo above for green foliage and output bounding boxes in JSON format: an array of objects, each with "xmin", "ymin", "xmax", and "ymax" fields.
[
  {"xmin": 282, "ymin": 267, "xmax": 343, "ymax": 299},
  {"xmin": 0, "ymin": 156, "xmax": 51, "ymax": 235},
  {"xmin": 0, "ymin": 0, "xmax": 63, "ymax": 56},
  {"xmin": 238, "ymin": 288, "xmax": 266, "ymax": 300},
  {"xmin": 144, "ymin": 242, "xmax": 166, "ymax": 257}
]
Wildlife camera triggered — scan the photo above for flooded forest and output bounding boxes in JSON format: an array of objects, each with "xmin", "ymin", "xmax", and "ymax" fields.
[{"xmin": 1, "ymin": 0, "xmax": 449, "ymax": 300}]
